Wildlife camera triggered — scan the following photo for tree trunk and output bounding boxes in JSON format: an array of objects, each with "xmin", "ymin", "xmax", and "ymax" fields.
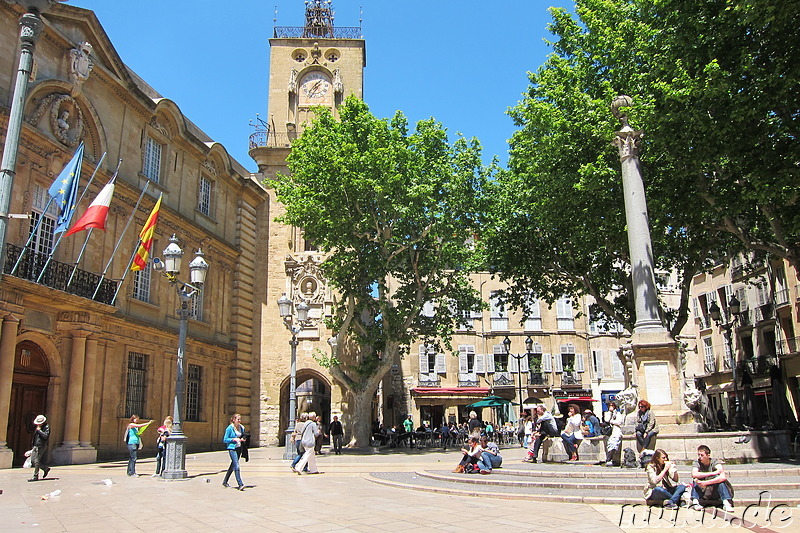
[{"xmin": 343, "ymin": 386, "xmax": 378, "ymax": 448}]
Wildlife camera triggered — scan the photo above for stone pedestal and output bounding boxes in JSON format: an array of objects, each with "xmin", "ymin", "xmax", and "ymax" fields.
[
  {"xmin": 51, "ymin": 443, "xmax": 97, "ymax": 465},
  {"xmin": 631, "ymin": 331, "xmax": 694, "ymax": 431},
  {"xmin": 620, "ymin": 430, "xmax": 791, "ymax": 463}
]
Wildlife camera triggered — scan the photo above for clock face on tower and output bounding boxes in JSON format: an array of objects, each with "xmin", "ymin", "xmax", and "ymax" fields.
[{"xmin": 299, "ymin": 71, "xmax": 332, "ymax": 104}]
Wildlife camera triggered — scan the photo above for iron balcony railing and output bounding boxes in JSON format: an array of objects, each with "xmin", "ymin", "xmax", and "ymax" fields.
[
  {"xmin": 739, "ymin": 355, "xmax": 777, "ymax": 375},
  {"xmin": 3, "ymin": 243, "xmax": 117, "ymax": 305},
  {"xmin": 775, "ymin": 288, "xmax": 790, "ymax": 307},
  {"xmin": 273, "ymin": 26, "xmax": 362, "ymax": 39},
  {"xmin": 249, "ymin": 130, "xmax": 294, "ymax": 149},
  {"xmin": 560, "ymin": 372, "xmax": 582, "ymax": 387},
  {"xmin": 417, "ymin": 374, "xmax": 441, "ymax": 387},
  {"xmin": 779, "ymin": 336, "xmax": 799, "ymax": 355},
  {"xmin": 528, "ymin": 371, "xmax": 549, "ymax": 386}
]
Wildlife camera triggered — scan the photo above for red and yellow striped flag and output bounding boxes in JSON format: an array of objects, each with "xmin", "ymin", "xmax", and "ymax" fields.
[{"xmin": 131, "ymin": 194, "xmax": 162, "ymax": 271}]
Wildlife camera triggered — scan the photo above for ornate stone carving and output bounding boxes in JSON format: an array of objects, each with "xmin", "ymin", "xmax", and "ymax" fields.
[
  {"xmin": 288, "ymin": 68, "xmax": 298, "ymax": 94},
  {"xmin": 69, "ymin": 41, "xmax": 93, "ymax": 96},
  {"xmin": 333, "ymin": 68, "xmax": 343, "ymax": 94},
  {"xmin": 26, "ymin": 92, "xmax": 85, "ymax": 147},
  {"xmin": 684, "ymin": 380, "xmax": 717, "ymax": 431},
  {"xmin": 285, "ymin": 253, "xmax": 327, "ymax": 305},
  {"xmin": 148, "ymin": 116, "xmax": 170, "ymax": 139},
  {"xmin": 202, "ymin": 159, "xmax": 217, "ymax": 176}
]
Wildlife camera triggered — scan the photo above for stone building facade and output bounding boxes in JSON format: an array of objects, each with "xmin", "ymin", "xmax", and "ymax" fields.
[{"xmin": 0, "ymin": 3, "xmax": 268, "ymax": 467}]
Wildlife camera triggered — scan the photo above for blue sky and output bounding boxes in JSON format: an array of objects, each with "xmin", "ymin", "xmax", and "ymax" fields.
[{"xmin": 72, "ymin": 1, "xmax": 573, "ymax": 171}]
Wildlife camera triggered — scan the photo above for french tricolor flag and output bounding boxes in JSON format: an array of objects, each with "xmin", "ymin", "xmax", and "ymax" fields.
[{"xmin": 65, "ymin": 176, "xmax": 115, "ymax": 236}]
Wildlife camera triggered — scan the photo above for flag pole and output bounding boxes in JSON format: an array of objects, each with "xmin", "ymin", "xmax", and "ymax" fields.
[
  {"xmin": 65, "ymin": 159, "xmax": 121, "ymax": 289},
  {"xmin": 36, "ymin": 150, "xmax": 105, "ymax": 284},
  {"xmin": 111, "ymin": 191, "xmax": 161, "ymax": 305},
  {"xmin": 9, "ymin": 151, "xmax": 106, "ymax": 277},
  {"xmin": 96, "ymin": 181, "xmax": 151, "ymax": 301}
]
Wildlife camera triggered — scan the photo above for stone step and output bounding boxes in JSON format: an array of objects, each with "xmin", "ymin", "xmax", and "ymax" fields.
[
  {"xmin": 366, "ymin": 471, "xmax": 800, "ymax": 506},
  {"xmin": 498, "ymin": 463, "xmax": 800, "ymax": 479},
  {"xmin": 418, "ymin": 470, "xmax": 800, "ymax": 491}
]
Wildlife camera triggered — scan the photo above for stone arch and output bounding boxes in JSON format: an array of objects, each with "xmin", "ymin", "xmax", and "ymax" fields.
[
  {"xmin": 152, "ymin": 99, "xmax": 182, "ymax": 139},
  {"xmin": 24, "ymin": 80, "xmax": 107, "ymax": 163},
  {"xmin": 278, "ymin": 368, "xmax": 332, "ymax": 442}
]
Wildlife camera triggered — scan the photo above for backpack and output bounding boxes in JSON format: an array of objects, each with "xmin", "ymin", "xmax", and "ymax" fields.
[{"xmin": 622, "ymin": 447, "xmax": 638, "ymax": 468}]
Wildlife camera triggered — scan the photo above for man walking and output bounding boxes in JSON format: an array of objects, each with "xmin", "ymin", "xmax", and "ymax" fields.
[
  {"xmin": 691, "ymin": 445, "xmax": 734, "ymax": 512},
  {"xmin": 330, "ymin": 415, "xmax": 344, "ymax": 454},
  {"xmin": 28, "ymin": 414, "xmax": 51, "ymax": 482}
]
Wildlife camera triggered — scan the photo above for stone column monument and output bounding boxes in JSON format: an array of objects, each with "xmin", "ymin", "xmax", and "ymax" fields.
[{"xmin": 611, "ymin": 96, "xmax": 685, "ymax": 428}]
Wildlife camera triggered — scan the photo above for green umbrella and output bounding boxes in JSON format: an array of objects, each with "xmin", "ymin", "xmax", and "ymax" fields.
[{"xmin": 467, "ymin": 396, "xmax": 518, "ymax": 408}]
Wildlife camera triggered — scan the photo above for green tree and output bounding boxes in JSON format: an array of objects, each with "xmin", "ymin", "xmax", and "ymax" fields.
[
  {"xmin": 271, "ymin": 97, "xmax": 491, "ymax": 446},
  {"xmin": 486, "ymin": 0, "xmax": 723, "ymax": 337},
  {"xmin": 644, "ymin": 0, "xmax": 800, "ymax": 274}
]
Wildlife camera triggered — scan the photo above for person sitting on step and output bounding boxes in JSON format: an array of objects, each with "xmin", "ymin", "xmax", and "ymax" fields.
[
  {"xmin": 477, "ymin": 435, "xmax": 502, "ymax": 474},
  {"xmin": 452, "ymin": 436, "xmax": 483, "ymax": 473},
  {"xmin": 524, "ymin": 405, "xmax": 559, "ymax": 463},
  {"xmin": 560, "ymin": 403, "xmax": 584, "ymax": 461},
  {"xmin": 690, "ymin": 445, "xmax": 734, "ymax": 513},
  {"xmin": 643, "ymin": 449, "xmax": 687, "ymax": 510}
]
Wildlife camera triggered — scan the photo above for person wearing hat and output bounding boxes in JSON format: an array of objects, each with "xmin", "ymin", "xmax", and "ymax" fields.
[{"xmin": 29, "ymin": 414, "xmax": 51, "ymax": 482}]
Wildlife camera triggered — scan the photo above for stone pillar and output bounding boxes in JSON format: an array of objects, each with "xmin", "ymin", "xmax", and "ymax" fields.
[
  {"xmin": 52, "ymin": 331, "xmax": 97, "ymax": 464},
  {"xmin": 62, "ymin": 332, "xmax": 87, "ymax": 445},
  {"xmin": 78, "ymin": 338, "xmax": 98, "ymax": 449},
  {"xmin": 611, "ymin": 97, "xmax": 686, "ymax": 432},
  {"xmin": 0, "ymin": 314, "xmax": 20, "ymax": 468}
]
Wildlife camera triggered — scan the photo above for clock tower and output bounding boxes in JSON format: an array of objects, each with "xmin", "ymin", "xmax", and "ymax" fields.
[{"xmin": 249, "ymin": 1, "xmax": 365, "ymax": 447}]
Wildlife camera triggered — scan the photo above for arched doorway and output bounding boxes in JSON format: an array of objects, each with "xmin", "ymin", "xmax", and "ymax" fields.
[
  {"xmin": 279, "ymin": 370, "xmax": 331, "ymax": 444},
  {"xmin": 8, "ymin": 341, "xmax": 50, "ymax": 466}
]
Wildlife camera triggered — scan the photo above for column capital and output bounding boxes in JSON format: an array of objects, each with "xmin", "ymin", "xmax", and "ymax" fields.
[{"xmin": 612, "ymin": 127, "xmax": 644, "ymax": 162}]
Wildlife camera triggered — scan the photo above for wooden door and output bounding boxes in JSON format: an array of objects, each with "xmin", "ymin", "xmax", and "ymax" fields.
[{"xmin": 7, "ymin": 341, "xmax": 50, "ymax": 466}]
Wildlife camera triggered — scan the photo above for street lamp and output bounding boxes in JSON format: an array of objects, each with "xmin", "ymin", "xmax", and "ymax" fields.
[
  {"xmin": 503, "ymin": 335, "xmax": 532, "ymax": 413},
  {"xmin": 277, "ymin": 293, "xmax": 315, "ymax": 459},
  {"xmin": 709, "ymin": 295, "xmax": 741, "ymax": 428},
  {"xmin": 153, "ymin": 234, "xmax": 209, "ymax": 479},
  {"xmin": 0, "ymin": 1, "xmax": 65, "ymax": 276}
]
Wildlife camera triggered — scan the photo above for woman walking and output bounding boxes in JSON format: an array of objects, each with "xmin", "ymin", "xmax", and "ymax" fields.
[
  {"xmin": 222, "ymin": 413, "xmax": 246, "ymax": 490},
  {"xmin": 125, "ymin": 415, "xmax": 152, "ymax": 477},
  {"xmin": 295, "ymin": 412, "xmax": 322, "ymax": 474}
]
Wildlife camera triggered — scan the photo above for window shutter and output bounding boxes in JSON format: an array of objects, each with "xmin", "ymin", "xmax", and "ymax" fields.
[
  {"xmin": 593, "ymin": 350, "xmax": 604, "ymax": 377},
  {"xmin": 555, "ymin": 352, "xmax": 563, "ymax": 373},
  {"xmin": 486, "ymin": 352, "xmax": 495, "ymax": 373},
  {"xmin": 421, "ymin": 301, "xmax": 435, "ymax": 317},
  {"xmin": 520, "ymin": 353, "xmax": 530, "ymax": 372},
  {"xmin": 475, "ymin": 353, "xmax": 486, "ymax": 374},
  {"xmin": 509, "ymin": 352, "xmax": 518, "ymax": 372},
  {"xmin": 542, "ymin": 353, "xmax": 552, "ymax": 372},
  {"xmin": 418, "ymin": 345, "xmax": 428, "ymax": 374},
  {"xmin": 435, "ymin": 352, "xmax": 446, "ymax": 374},
  {"xmin": 458, "ymin": 346, "xmax": 469, "ymax": 373},
  {"xmin": 576, "ymin": 353, "xmax": 585, "ymax": 373},
  {"xmin": 611, "ymin": 350, "xmax": 624, "ymax": 378}
]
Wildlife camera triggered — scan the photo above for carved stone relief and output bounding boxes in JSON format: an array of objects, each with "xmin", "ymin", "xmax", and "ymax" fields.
[
  {"xmin": 69, "ymin": 41, "xmax": 93, "ymax": 96},
  {"xmin": 26, "ymin": 92, "xmax": 84, "ymax": 147}
]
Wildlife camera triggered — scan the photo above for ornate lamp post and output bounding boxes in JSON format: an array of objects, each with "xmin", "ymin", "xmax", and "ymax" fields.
[
  {"xmin": 709, "ymin": 296, "xmax": 742, "ymax": 428},
  {"xmin": 277, "ymin": 293, "xmax": 313, "ymax": 459},
  {"xmin": 153, "ymin": 234, "xmax": 209, "ymax": 479},
  {"xmin": 0, "ymin": 1, "xmax": 64, "ymax": 274},
  {"xmin": 503, "ymin": 335, "xmax": 533, "ymax": 413}
]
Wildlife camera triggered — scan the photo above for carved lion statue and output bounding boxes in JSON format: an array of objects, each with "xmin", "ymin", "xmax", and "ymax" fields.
[
  {"xmin": 616, "ymin": 385, "xmax": 639, "ymax": 415},
  {"xmin": 683, "ymin": 386, "xmax": 717, "ymax": 431}
]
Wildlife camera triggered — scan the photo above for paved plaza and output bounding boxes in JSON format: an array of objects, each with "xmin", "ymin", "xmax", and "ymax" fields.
[{"xmin": 0, "ymin": 445, "xmax": 796, "ymax": 532}]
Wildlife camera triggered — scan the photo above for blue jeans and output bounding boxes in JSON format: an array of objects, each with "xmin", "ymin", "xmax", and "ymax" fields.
[
  {"xmin": 291, "ymin": 443, "xmax": 308, "ymax": 471},
  {"xmin": 650, "ymin": 484, "xmax": 686, "ymax": 505},
  {"xmin": 691, "ymin": 481, "xmax": 732, "ymax": 502},
  {"xmin": 224, "ymin": 448, "xmax": 243, "ymax": 487},
  {"xmin": 127, "ymin": 444, "xmax": 138, "ymax": 475},
  {"xmin": 477, "ymin": 451, "xmax": 503, "ymax": 472},
  {"xmin": 561, "ymin": 433, "xmax": 580, "ymax": 457}
]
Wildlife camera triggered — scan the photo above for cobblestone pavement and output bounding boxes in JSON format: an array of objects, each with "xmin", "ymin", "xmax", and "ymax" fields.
[{"xmin": 0, "ymin": 445, "xmax": 796, "ymax": 532}]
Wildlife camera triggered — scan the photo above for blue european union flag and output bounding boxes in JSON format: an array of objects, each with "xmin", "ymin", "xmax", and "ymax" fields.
[{"xmin": 48, "ymin": 143, "xmax": 84, "ymax": 234}]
